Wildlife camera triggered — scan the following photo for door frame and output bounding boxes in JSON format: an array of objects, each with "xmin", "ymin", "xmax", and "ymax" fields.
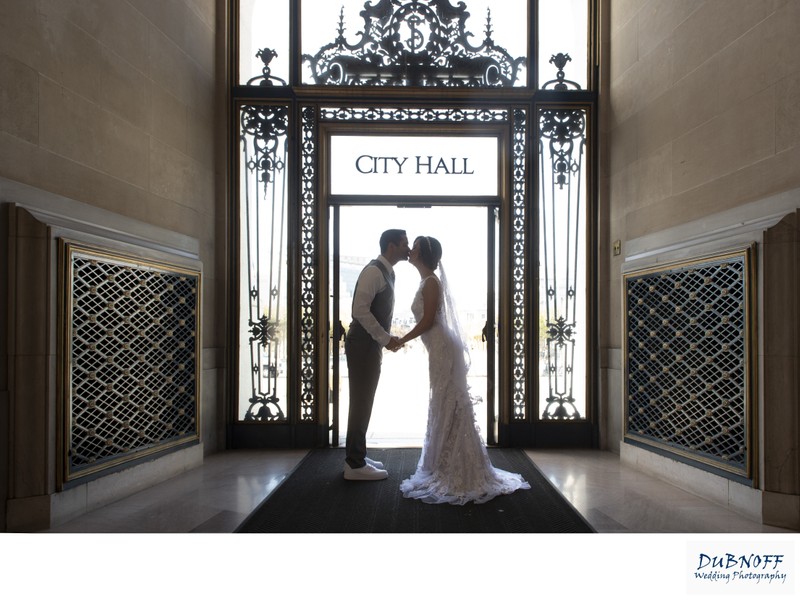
[
  {"xmin": 229, "ymin": 102, "xmax": 598, "ymax": 450},
  {"xmin": 328, "ymin": 204, "xmax": 500, "ymax": 447},
  {"xmin": 317, "ymin": 120, "xmax": 508, "ymax": 447}
]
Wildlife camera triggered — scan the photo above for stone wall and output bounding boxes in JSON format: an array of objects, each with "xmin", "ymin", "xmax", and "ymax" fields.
[
  {"xmin": 600, "ymin": 0, "xmax": 800, "ymax": 453},
  {"xmin": 0, "ymin": 0, "xmax": 227, "ymax": 531},
  {"xmin": 599, "ymin": 0, "xmax": 800, "ymax": 526}
]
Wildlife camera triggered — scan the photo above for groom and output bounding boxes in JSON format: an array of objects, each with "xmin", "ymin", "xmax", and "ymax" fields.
[{"xmin": 343, "ymin": 228, "xmax": 409, "ymax": 481}]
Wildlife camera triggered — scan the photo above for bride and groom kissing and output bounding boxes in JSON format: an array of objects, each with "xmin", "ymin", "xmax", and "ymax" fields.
[{"xmin": 344, "ymin": 229, "xmax": 529, "ymax": 505}]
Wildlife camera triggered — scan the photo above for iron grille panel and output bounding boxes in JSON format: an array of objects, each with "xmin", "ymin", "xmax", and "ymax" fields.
[
  {"xmin": 319, "ymin": 106, "xmax": 508, "ymax": 123},
  {"xmin": 537, "ymin": 107, "xmax": 588, "ymax": 420},
  {"xmin": 301, "ymin": 0, "xmax": 526, "ymax": 87},
  {"xmin": 624, "ymin": 250, "xmax": 753, "ymax": 478},
  {"xmin": 512, "ymin": 108, "xmax": 527, "ymax": 419},
  {"xmin": 239, "ymin": 104, "xmax": 290, "ymax": 422},
  {"xmin": 300, "ymin": 106, "xmax": 318, "ymax": 421},
  {"xmin": 65, "ymin": 244, "xmax": 200, "ymax": 481}
]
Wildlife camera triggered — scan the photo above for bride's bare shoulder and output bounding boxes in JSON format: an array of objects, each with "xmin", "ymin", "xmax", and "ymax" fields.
[{"xmin": 421, "ymin": 275, "xmax": 440, "ymax": 296}]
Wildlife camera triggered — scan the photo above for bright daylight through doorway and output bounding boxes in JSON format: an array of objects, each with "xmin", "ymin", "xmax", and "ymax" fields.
[{"xmin": 332, "ymin": 205, "xmax": 495, "ymax": 447}]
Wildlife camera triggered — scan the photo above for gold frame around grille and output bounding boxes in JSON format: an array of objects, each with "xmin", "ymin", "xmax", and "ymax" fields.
[
  {"xmin": 58, "ymin": 241, "xmax": 202, "ymax": 485},
  {"xmin": 622, "ymin": 246, "xmax": 757, "ymax": 482}
]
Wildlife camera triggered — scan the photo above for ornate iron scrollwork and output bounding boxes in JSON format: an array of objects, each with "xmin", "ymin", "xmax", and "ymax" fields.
[
  {"xmin": 299, "ymin": 106, "xmax": 318, "ymax": 421},
  {"xmin": 512, "ymin": 108, "xmax": 528, "ymax": 419},
  {"xmin": 538, "ymin": 101, "xmax": 587, "ymax": 420},
  {"xmin": 302, "ymin": 0, "xmax": 525, "ymax": 87},
  {"xmin": 540, "ymin": 109, "xmax": 585, "ymax": 189},
  {"xmin": 541, "ymin": 52, "xmax": 582, "ymax": 91},
  {"xmin": 247, "ymin": 47, "xmax": 288, "ymax": 87},
  {"xmin": 241, "ymin": 103, "xmax": 288, "ymax": 183},
  {"xmin": 249, "ymin": 314, "xmax": 279, "ymax": 346},
  {"xmin": 240, "ymin": 104, "xmax": 289, "ymax": 422},
  {"xmin": 320, "ymin": 105, "xmax": 508, "ymax": 122}
]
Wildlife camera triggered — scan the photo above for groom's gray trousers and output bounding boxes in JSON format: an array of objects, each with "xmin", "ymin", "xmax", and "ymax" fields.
[{"xmin": 344, "ymin": 324, "xmax": 383, "ymax": 469}]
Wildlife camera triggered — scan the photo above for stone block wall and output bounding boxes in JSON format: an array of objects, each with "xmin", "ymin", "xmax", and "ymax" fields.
[
  {"xmin": 0, "ymin": 0, "xmax": 227, "ymax": 531},
  {"xmin": 600, "ymin": 0, "xmax": 800, "ymax": 453}
]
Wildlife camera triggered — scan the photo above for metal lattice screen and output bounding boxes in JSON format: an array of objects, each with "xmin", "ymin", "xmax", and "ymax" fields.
[
  {"xmin": 64, "ymin": 243, "xmax": 200, "ymax": 481},
  {"xmin": 623, "ymin": 249, "xmax": 754, "ymax": 479}
]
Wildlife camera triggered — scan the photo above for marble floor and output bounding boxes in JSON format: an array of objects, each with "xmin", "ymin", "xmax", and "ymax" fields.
[
  {"xmin": 41, "ymin": 447, "xmax": 795, "ymax": 534},
  {"xmin": 8, "ymin": 447, "xmax": 794, "ymax": 599}
]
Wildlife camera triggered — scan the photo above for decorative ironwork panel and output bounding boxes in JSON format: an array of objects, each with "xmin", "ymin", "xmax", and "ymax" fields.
[
  {"xmin": 302, "ymin": 0, "xmax": 526, "ymax": 87},
  {"xmin": 300, "ymin": 106, "xmax": 318, "ymax": 421},
  {"xmin": 511, "ymin": 108, "xmax": 527, "ymax": 420},
  {"xmin": 537, "ymin": 106, "xmax": 588, "ymax": 420},
  {"xmin": 246, "ymin": 47, "xmax": 289, "ymax": 87},
  {"xmin": 541, "ymin": 52, "xmax": 582, "ymax": 91},
  {"xmin": 624, "ymin": 250, "xmax": 753, "ymax": 478},
  {"xmin": 64, "ymin": 244, "xmax": 200, "ymax": 481},
  {"xmin": 319, "ymin": 106, "xmax": 508, "ymax": 123},
  {"xmin": 239, "ymin": 104, "xmax": 290, "ymax": 422}
]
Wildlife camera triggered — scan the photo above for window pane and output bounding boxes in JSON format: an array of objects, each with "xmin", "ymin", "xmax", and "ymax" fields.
[
  {"xmin": 238, "ymin": 104, "xmax": 290, "ymax": 421},
  {"xmin": 537, "ymin": 107, "xmax": 588, "ymax": 420},
  {"xmin": 332, "ymin": 206, "xmax": 489, "ymax": 445},
  {"xmin": 538, "ymin": 0, "xmax": 588, "ymax": 89},
  {"xmin": 301, "ymin": 0, "xmax": 528, "ymax": 87},
  {"xmin": 239, "ymin": 0, "xmax": 290, "ymax": 85}
]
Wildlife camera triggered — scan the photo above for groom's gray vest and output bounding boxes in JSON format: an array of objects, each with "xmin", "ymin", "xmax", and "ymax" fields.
[{"xmin": 347, "ymin": 259, "xmax": 394, "ymax": 345}]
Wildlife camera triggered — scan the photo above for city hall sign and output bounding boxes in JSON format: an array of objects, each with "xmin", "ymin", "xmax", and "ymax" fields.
[
  {"xmin": 329, "ymin": 134, "xmax": 499, "ymax": 198},
  {"xmin": 355, "ymin": 155, "xmax": 475, "ymax": 176}
]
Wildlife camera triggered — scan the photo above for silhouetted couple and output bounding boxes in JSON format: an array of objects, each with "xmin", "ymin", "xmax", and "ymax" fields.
[{"xmin": 343, "ymin": 229, "xmax": 529, "ymax": 505}]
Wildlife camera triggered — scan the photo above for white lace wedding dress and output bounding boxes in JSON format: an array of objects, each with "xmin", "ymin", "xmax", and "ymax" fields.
[{"xmin": 400, "ymin": 275, "xmax": 531, "ymax": 505}]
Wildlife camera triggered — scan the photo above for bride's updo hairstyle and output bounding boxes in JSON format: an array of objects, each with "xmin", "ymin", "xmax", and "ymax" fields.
[{"xmin": 416, "ymin": 235, "xmax": 442, "ymax": 270}]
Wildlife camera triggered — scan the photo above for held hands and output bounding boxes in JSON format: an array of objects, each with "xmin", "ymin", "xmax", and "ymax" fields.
[{"xmin": 386, "ymin": 336, "xmax": 404, "ymax": 352}]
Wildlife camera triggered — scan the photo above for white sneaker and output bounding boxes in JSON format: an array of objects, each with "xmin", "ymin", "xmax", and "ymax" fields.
[
  {"xmin": 344, "ymin": 463, "xmax": 388, "ymax": 481},
  {"xmin": 365, "ymin": 457, "xmax": 384, "ymax": 469}
]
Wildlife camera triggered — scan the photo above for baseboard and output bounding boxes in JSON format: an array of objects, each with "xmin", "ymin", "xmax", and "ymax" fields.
[
  {"xmin": 621, "ymin": 441, "xmax": 763, "ymax": 523},
  {"xmin": 6, "ymin": 443, "xmax": 203, "ymax": 532}
]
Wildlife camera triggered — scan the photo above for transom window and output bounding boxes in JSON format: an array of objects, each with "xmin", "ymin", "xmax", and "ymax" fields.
[{"xmin": 237, "ymin": 0, "xmax": 592, "ymax": 89}]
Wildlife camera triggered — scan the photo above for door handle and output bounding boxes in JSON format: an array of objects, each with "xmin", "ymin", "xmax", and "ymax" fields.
[
  {"xmin": 482, "ymin": 321, "xmax": 496, "ymax": 342},
  {"xmin": 334, "ymin": 320, "xmax": 346, "ymax": 342}
]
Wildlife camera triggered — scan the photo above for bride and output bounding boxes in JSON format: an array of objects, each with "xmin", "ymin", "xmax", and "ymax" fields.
[{"xmin": 397, "ymin": 235, "xmax": 530, "ymax": 505}]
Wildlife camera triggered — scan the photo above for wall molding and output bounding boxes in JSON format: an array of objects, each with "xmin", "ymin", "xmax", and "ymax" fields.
[
  {"xmin": 0, "ymin": 177, "xmax": 200, "ymax": 262},
  {"xmin": 624, "ymin": 187, "xmax": 800, "ymax": 270}
]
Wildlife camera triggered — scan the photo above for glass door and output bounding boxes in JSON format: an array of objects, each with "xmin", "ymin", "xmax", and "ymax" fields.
[{"xmin": 330, "ymin": 205, "xmax": 497, "ymax": 447}]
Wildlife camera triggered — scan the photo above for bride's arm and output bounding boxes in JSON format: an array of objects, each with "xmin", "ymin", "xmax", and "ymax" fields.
[{"xmin": 398, "ymin": 277, "xmax": 440, "ymax": 345}]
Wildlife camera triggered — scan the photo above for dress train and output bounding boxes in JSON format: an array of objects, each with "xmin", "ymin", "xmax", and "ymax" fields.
[{"xmin": 400, "ymin": 276, "xmax": 530, "ymax": 505}]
